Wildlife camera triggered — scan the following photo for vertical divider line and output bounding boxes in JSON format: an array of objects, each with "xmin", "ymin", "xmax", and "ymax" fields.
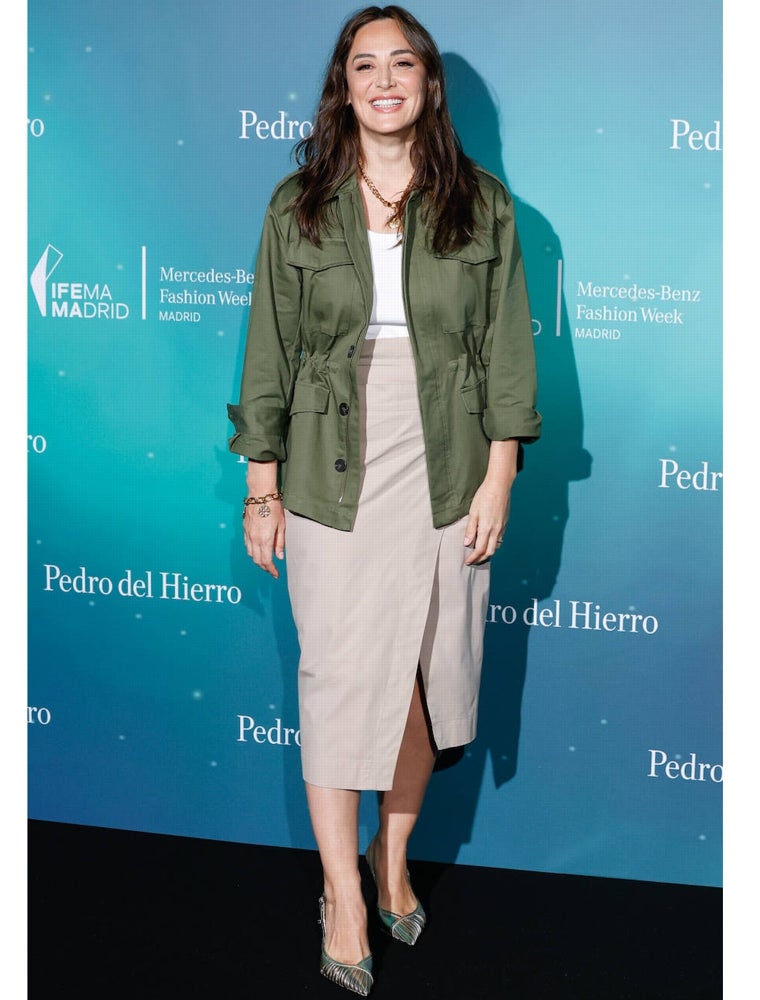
[{"xmin": 141, "ymin": 246, "xmax": 147, "ymax": 320}]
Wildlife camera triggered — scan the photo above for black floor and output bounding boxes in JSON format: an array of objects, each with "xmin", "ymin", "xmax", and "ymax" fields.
[{"xmin": 28, "ymin": 820, "xmax": 721, "ymax": 999}]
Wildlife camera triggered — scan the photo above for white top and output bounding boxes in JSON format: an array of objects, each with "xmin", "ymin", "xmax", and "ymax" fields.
[{"xmin": 365, "ymin": 229, "xmax": 409, "ymax": 340}]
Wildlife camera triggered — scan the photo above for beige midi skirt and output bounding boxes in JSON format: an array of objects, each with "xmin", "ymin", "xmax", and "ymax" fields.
[{"xmin": 285, "ymin": 337, "xmax": 491, "ymax": 790}]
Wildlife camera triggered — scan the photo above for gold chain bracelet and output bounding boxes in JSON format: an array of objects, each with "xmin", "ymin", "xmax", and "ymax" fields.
[{"xmin": 243, "ymin": 491, "xmax": 283, "ymax": 520}]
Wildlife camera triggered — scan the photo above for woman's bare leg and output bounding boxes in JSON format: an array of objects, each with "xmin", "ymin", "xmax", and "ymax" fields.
[
  {"xmin": 370, "ymin": 670, "xmax": 436, "ymax": 915},
  {"xmin": 305, "ymin": 784, "xmax": 370, "ymax": 964}
]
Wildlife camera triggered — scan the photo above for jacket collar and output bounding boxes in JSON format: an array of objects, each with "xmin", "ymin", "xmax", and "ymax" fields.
[{"xmin": 335, "ymin": 172, "xmax": 373, "ymax": 321}]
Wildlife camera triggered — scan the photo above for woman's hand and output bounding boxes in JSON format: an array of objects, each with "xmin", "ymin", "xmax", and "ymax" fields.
[
  {"xmin": 463, "ymin": 439, "xmax": 519, "ymax": 565},
  {"xmin": 244, "ymin": 459, "xmax": 285, "ymax": 579},
  {"xmin": 243, "ymin": 499, "xmax": 286, "ymax": 578},
  {"xmin": 463, "ymin": 483, "xmax": 511, "ymax": 564}
]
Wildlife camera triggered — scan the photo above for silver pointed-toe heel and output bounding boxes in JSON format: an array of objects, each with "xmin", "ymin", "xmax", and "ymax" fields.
[
  {"xmin": 365, "ymin": 836, "xmax": 426, "ymax": 946},
  {"xmin": 318, "ymin": 896, "xmax": 374, "ymax": 997}
]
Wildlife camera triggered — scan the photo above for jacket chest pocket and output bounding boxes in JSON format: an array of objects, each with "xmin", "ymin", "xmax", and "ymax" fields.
[
  {"xmin": 432, "ymin": 235, "xmax": 498, "ymax": 333},
  {"xmin": 287, "ymin": 237, "xmax": 357, "ymax": 341}
]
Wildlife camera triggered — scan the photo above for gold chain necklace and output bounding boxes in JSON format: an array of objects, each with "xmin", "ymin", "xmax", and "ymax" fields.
[{"xmin": 358, "ymin": 165, "xmax": 412, "ymax": 231}]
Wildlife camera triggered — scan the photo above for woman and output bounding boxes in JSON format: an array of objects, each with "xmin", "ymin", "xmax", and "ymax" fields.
[{"xmin": 227, "ymin": 6, "xmax": 541, "ymax": 995}]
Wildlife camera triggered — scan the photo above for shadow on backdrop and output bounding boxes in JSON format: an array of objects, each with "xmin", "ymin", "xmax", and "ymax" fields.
[{"xmin": 409, "ymin": 53, "xmax": 592, "ymax": 863}]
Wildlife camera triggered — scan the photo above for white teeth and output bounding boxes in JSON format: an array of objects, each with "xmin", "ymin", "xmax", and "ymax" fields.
[{"xmin": 372, "ymin": 99, "xmax": 402, "ymax": 107}]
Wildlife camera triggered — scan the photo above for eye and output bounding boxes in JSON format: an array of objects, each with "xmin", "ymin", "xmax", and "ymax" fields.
[{"xmin": 354, "ymin": 62, "xmax": 373, "ymax": 72}]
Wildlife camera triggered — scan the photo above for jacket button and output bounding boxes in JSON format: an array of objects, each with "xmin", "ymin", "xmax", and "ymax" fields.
[
  {"xmin": 347, "ymin": 345, "xmax": 355, "ymax": 358},
  {"xmin": 339, "ymin": 402, "xmax": 349, "ymax": 416},
  {"xmin": 334, "ymin": 459, "xmax": 347, "ymax": 472}
]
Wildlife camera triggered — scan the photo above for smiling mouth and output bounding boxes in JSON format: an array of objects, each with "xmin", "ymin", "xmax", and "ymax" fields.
[{"xmin": 370, "ymin": 98, "xmax": 404, "ymax": 109}]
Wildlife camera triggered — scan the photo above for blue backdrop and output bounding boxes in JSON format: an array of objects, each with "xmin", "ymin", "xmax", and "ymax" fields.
[{"xmin": 27, "ymin": 0, "xmax": 722, "ymax": 888}]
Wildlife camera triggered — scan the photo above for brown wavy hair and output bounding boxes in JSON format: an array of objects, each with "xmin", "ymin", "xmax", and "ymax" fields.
[{"xmin": 292, "ymin": 5, "xmax": 484, "ymax": 251}]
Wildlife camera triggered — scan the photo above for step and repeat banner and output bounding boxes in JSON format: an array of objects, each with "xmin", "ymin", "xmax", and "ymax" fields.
[{"xmin": 27, "ymin": 0, "xmax": 722, "ymax": 888}]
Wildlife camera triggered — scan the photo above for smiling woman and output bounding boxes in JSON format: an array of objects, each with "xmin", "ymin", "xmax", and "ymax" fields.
[
  {"xmin": 345, "ymin": 20, "xmax": 426, "ymax": 232},
  {"xmin": 346, "ymin": 19, "xmax": 427, "ymax": 177},
  {"xmin": 226, "ymin": 5, "xmax": 541, "ymax": 995}
]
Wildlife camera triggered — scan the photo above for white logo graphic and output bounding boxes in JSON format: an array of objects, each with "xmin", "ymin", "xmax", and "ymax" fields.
[
  {"xmin": 29, "ymin": 245, "xmax": 130, "ymax": 319},
  {"xmin": 30, "ymin": 244, "xmax": 63, "ymax": 317}
]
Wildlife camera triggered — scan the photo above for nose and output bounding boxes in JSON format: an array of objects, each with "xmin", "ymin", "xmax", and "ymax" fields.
[{"xmin": 375, "ymin": 62, "xmax": 394, "ymax": 88}]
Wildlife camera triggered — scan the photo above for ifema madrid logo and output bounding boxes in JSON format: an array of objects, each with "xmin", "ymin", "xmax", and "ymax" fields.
[{"xmin": 30, "ymin": 244, "xmax": 130, "ymax": 319}]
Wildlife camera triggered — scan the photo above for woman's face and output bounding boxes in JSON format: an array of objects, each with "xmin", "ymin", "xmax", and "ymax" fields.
[{"xmin": 345, "ymin": 19, "xmax": 427, "ymax": 144}]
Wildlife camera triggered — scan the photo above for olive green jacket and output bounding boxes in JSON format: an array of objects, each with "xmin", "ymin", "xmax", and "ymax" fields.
[{"xmin": 227, "ymin": 168, "xmax": 541, "ymax": 530}]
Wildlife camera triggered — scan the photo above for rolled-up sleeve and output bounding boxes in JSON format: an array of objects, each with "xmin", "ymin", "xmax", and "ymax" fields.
[
  {"xmin": 227, "ymin": 204, "xmax": 302, "ymax": 461},
  {"xmin": 482, "ymin": 190, "xmax": 542, "ymax": 444}
]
